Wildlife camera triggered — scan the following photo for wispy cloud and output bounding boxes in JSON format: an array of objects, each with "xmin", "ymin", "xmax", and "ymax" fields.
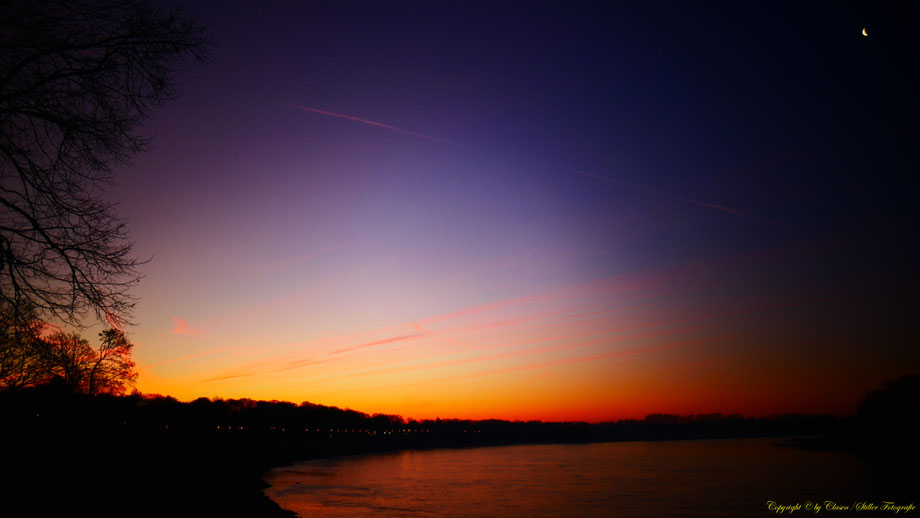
[
  {"xmin": 288, "ymin": 104, "xmax": 459, "ymax": 145},
  {"xmin": 140, "ymin": 347, "xmax": 231, "ymax": 371},
  {"xmin": 348, "ymin": 334, "xmax": 733, "ymax": 393},
  {"xmin": 686, "ymin": 200, "xmax": 798, "ymax": 230},
  {"xmin": 312, "ymin": 279, "xmax": 832, "ymax": 385},
  {"xmin": 573, "ymin": 168, "xmax": 798, "ymax": 230},
  {"xmin": 202, "ymin": 356, "xmax": 339, "ymax": 383},
  {"xmin": 197, "ymin": 328, "xmax": 430, "ymax": 383},
  {"xmin": 288, "ymin": 106, "xmax": 790, "ymax": 229},
  {"xmin": 171, "ymin": 317, "xmax": 205, "ymax": 336},
  {"xmin": 567, "ymin": 304, "xmax": 650, "ymax": 319},
  {"xmin": 329, "ymin": 332, "xmax": 427, "ymax": 355}
]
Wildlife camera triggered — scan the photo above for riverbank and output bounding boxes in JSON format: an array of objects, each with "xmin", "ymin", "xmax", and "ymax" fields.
[
  {"xmin": 10, "ymin": 430, "xmax": 917, "ymax": 518},
  {"xmin": 3, "ymin": 387, "xmax": 897, "ymax": 517},
  {"xmin": 10, "ymin": 427, "xmax": 848, "ymax": 517},
  {"xmin": 7, "ymin": 429, "xmax": 605, "ymax": 517},
  {"xmin": 264, "ymin": 438, "xmax": 914, "ymax": 518}
]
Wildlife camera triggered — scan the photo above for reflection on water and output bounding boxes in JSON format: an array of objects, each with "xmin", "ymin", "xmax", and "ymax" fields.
[{"xmin": 264, "ymin": 438, "xmax": 874, "ymax": 517}]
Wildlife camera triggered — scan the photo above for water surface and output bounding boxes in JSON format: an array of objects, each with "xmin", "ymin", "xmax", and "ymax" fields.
[{"xmin": 264, "ymin": 438, "xmax": 875, "ymax": 517}]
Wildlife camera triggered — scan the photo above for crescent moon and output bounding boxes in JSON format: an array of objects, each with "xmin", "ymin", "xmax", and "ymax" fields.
[{"xmin": 861, "ymin": 28, "xmax": 868, "ymax": 36}]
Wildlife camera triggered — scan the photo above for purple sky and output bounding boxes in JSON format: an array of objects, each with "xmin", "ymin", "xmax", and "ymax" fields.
[{"xmin": 106, "ymin": 1, "xmax": 918, "ymax": 419}]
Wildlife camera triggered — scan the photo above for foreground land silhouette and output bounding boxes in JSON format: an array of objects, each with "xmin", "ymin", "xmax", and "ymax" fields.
[{"xmin": 4, "ymin": 374, "xmax": 918, "ymax": 517}]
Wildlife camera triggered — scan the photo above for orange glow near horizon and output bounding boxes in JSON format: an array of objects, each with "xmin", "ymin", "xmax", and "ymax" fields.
[
  {"xmin": 4, "ymin": 0, "xmax": 915, "ymax": 436},
  {"xmin": 131, "ymin": 243, "xmax": 888, "ymax": 422}
]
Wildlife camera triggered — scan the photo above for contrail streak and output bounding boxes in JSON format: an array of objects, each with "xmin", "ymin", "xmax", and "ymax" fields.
[
  {"xmin": 686, "ymin": 200, "xmax": 798, "ymax": 230},
  {"xmin": 328, "ymin": 332, "xmax": 427, "ymax": 355},
  {"xmin": 287, "ymin": 103, "xmax": 458, "ymax": 145},
  {"xmin": 289, "ymin": 105, "xmax": 791, "ymax": 228},
  {"xmin": 572, "ymin": 169, "xmax": 797, "ymax": 230}
]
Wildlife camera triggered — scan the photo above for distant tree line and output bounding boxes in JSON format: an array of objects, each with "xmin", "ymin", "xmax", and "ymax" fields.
[
  {"xmin": 848, "ymin": 372, "xmax": 920, "ymax": 453},
  {"xmin": 4, "ymin": 376, "xmax": 918, "ymax": 518},
  {"xmin": 1, "ymin": 382, "xmax": 838, "ymax": 445}
]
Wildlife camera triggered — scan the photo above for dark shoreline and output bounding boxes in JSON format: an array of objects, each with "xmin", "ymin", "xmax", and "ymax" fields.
[
  {"xmin": 9, "ymin": 427, "xmax": 843, "ymax": 518},
  {"xmin": 256, "ymin": 433, "xmax": 916, "ymax": 518},
  {"xmin": 5, "ymin": 386, "xmax": 917, "ymax": 517},
  {"xmin": 254, "ymin": 433, "xmax": 811, "ymax": 518}
]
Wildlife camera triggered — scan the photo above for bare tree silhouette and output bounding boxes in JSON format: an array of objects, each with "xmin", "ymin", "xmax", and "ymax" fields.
[
  {"xmin": 86, "ymin": 328, "xmax": 137, "ymax": 395},
  {"xmin": 44, "ymin": 331, "xmax": 96, "ymax": 391},
  {"xmin": 42, "ymin": 328, "xmax": 137, "ymax": 395},
  {"xmin": 0, "ymin": 300, "xmax": 47, "ymax": 390},
  {"xmin": 0, "ymin": 0, "xmax": 210, "ymax": 328}
]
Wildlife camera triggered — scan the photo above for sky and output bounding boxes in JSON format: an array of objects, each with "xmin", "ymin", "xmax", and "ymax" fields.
[{"xmin": 106, "ymin": 1, "xmax": 918, "ymax": 421}]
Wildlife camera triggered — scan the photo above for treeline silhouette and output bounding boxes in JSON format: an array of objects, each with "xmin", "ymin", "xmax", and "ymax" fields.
[
  {"xmin": 3, "ymin": 383, "xmax": 836, "ymax": 445},
  {"xmin": 821, "ymin": 372, "xmax": 920, "ymax": 459},
  {"xmin": 4, "ymin": 374, "xmax": 918, "ymax": 517}
]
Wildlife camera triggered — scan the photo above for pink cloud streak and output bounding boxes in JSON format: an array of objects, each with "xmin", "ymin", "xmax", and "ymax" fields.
[
  {"xmin": 171, "ymin": 317, "xmax": 205, "ymax": 336},
  {"xmin": 140, "ymin": 347, "xmax": 231, "ymax": 371},
  {"xmin": 288, "ymin": 104, "xmax": 459, "ymax": 145},
  {"xmin": 329, "ymin": 332, "xmax": 427, "ymax": 355},
  {"xmin": 362, "ymin": 334, "xmax": 735, "ymax": 392},
  {"xmin": 202, "ymin": 356, "xmax": 339, "ymax": 382},
  {"xmin": 573, "ymin": 168, "xmax": 798, "ymax": 230}
]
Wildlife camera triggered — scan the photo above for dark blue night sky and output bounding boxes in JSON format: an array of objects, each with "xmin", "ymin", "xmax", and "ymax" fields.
[{"xmin": 116, "ymin": 1, "xmax": 918, "ymax": 419}]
